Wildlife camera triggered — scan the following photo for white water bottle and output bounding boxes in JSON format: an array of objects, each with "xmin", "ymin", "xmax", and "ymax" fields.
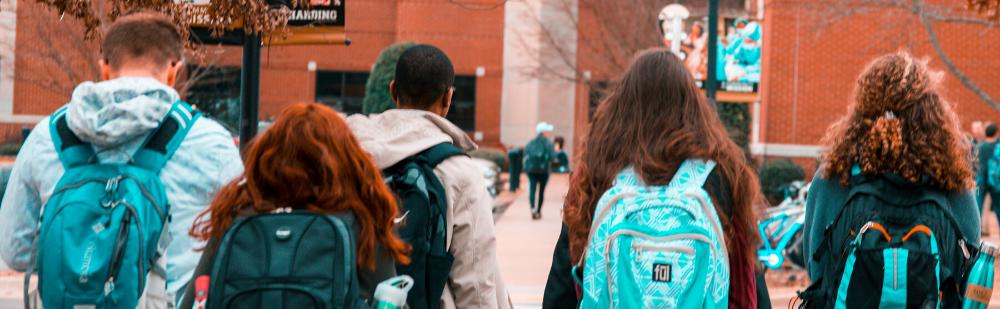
[{"xmin": 373, "ymin": 275, "xmax": 414, "ymax": 309}]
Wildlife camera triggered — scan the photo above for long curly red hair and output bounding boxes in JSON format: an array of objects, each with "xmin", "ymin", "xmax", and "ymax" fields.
[
  {"xmin": 822, "ymin": 52, "xmax": 974, "ymax": 191},
  {"xmin": 190, "ymin": 103, "xmax": 410, "ymax": 270}
]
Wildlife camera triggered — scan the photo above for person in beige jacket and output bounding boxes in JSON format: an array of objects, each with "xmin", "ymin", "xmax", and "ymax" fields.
[{"xmin": 346, "ymin": 44, "xmax": 512, "ymax": 309}]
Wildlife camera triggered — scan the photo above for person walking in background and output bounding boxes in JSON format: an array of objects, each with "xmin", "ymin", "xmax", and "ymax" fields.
[
  {"xmin": 545, "ymin": 49, "xmax": 767, "ymax": 308},
  {"xmin": 524, "ymin": 122, "xmax": 557, "ymax": 220},
  {"xmin": 553, "ymin": 136, "xmax": 570, "ymax": 173},
  {"xmin": 508, "ymin": 147, "xmax": 523, "ymax": 191},
  {"xmin": 977, "ymin": 122, "xmax": 998, "ymax": 236},
  {"xmin": 799, "ymin": 52, "xmax": 980, "ymax": 307},
  {"xmin": 346, "ymin": 44, "xmax": 511, "ymax": 309},
  {"xmin": 182, "ymin": 103, "xmax": 411, "ymax": 308},
  {"xmin": 0, "ymin": 12, "xmax": 243, "ymax": 307}
]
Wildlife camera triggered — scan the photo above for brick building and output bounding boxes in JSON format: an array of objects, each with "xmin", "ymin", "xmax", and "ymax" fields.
[
  {"xmin": 757, "ymin": 0, "xmax": 1000, "ymax": 174},
  {"xmin": 0, "ymin": 0, "xmax": 508, "ymax": 148},
  {"xmin": 2, "ymin": 0, "xmax": 999, "ymax": 174},
  {"xmin": 570, "ymin": 0, "xmax": 1000, "ymax": 176}
]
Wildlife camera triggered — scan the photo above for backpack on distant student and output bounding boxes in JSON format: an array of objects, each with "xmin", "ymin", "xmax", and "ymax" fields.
[
  {"xmin": 205, "ymin": 209, "xmax": 365, "ymax": 308},
  {"xmin": 524, "ymin": 137, "xmax": 551, "ymax": 174},
  {"xmin": 382, "ymin": 142, "xmax": 466, "ymax": 309},
  {"xmin": 25, "ymin": 102, "xmax": 199, "ymax": 308},
  {"xmin": 798, "ymin": 174, "xmax": 973, "ymax": 308},
  {"xmin": 987, "ymin": 143, "xmax": 1000, "ymax": 191},
  {"xmin": 575, "ymin": 159, "xmax": 730, "ymax": 308}
]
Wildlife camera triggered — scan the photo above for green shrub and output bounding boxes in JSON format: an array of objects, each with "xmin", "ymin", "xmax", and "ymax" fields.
[
  {"xmin": 469, "ymin": 148, "xmax": 508, "ymax": 170},
  {"xmin": 718, "ymin": 102, "xmax": 750, "ymax": 152},
  {"xmin": 362, "ymin": 42, "xmax": 417, "ymax": 115},
  {"xmin": 0, "ymin": 143, "xmax": 20, "ymax": 156},
  {"xmin": 759, "ymin": 159, "xmax": 806, "ymax": 205}
]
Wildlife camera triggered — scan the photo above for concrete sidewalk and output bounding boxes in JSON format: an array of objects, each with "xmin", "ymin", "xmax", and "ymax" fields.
[{"xmin": 495, "ymin": 173, "xmax": 568, "ymax": 308}]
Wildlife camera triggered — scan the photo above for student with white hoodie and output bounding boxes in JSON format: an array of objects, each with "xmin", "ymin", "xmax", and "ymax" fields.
[
  {"xmin": 0, "ymin": 12, "xmax": 243, "ymax": 306},
  {"xmin": 346, "ymin": 44, "xmax": 511, "ymax": 309}
]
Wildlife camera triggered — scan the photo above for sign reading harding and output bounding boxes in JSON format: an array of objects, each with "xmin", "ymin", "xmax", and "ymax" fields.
[
  {"xmin": 288, "ymin": 0, "xmax": 345, "ymax": 27},
  {"xmin": 188, "ymin": 0, "xmax": 348, "ymax": 45}
]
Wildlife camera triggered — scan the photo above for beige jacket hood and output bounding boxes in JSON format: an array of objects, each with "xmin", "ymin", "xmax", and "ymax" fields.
[
  {"xmin": 346, "ymin": 109, "xmax": 478, "ymax": 168},
  {"xmin": 346, "ymin": 109, "xmax": 511, "ymax": 309}
]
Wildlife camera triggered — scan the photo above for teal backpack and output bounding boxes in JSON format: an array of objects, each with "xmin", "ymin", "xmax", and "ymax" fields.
[
  {"xmin": 575, "ymin": 159, "xmax": 729, "ymax": 309},
  {"xmin": 25, "ymin": 102, "xmax": 199, "ymax": 308}
]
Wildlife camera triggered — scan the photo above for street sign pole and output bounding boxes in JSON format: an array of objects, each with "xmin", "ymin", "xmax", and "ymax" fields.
[
  {"xmin": 706, "ymin": 0, "xmax": 719, "ymax": 101},
  {"xmin": 239, "ymin": 34, "xmax": 261, "ymax": 149}
]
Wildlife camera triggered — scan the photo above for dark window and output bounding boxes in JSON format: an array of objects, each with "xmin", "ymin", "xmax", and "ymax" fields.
[
  {"xmin": 184, "ymin": 66, "xmax": 241, "ymax": 134},
  {"xmin": 588, "ymin": 81, "xmax": 610, "ymax": 121},
  {"xmin": 447, "ymin": 76, "xmax": 476, "ymax": 131},
  {"xmin": 315, "ymin": 71, "xmax": 369, "ymax": 115}
]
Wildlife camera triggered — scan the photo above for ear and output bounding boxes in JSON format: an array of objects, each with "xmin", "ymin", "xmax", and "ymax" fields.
[
  {"xmin": 99, "ymin": 59, "xmax": 113, "ymax": 81},
  {"xmin": 164, "ymin": 60, "xmax": 185, "ymax": 87},
  {"xmin": 389, "ymin": 80, "xmax": 399, "ymax": 107},
  {"xmin": 439, "ymin": 87, "xmax": 455, "ymax": 117}
]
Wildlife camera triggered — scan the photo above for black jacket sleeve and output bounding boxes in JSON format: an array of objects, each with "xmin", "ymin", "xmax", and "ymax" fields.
[{"xmin": 542, "ymin": 224, "xmax": 580, "ymax": 309}]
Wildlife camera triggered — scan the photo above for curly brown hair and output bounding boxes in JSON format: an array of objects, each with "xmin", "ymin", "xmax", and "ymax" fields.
[{"xmin": 822, "ymin": 52, "xmax": 974, "ymax": 191}]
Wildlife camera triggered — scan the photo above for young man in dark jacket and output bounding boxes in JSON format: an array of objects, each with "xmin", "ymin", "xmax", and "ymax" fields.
[{"xmin": 524, "ymin": 122, "xmax": 557, "ymax": 219}]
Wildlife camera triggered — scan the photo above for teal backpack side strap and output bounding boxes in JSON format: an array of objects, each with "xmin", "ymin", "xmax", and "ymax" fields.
[
  {"xmin": 667, "ymin": 159, "xmax": 717, "ymax": 190},
  {"xmin": 49, "ymin": 106, "xmax": 96, "ymax": 169},
  {"xmin": 132, "ymin": 101, "xmax": 201, "ymax": 172}
]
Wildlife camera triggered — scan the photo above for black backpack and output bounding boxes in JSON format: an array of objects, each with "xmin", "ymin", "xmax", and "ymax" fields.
[
  {"xmin": 798, "ymin": 175, "xmax": 973, "ymax": 308},
  {"xmin": 207, "ymin": 210, "xmax": 364, "ymax": 309},
  {"xmin": 383, "ymin": 143, "xmax": 466, "ymax": 309}
]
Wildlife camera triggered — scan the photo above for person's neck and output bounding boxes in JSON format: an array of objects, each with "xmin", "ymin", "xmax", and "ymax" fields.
[
  {"xmin": 110, "ymin": 68, "xmax": 163, "ymax": 82},
  {"xmin": 397, "ymin": 104, "xmax": 446, "ymax": 117}
]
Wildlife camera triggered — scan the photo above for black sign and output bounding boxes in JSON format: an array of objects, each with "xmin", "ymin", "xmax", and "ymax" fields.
[{"xmin": 288, "ymin": 0, "xmax": 345, "ymax": 27}]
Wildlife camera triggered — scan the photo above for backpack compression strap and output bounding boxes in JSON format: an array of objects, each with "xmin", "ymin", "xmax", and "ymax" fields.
[
  {"xmin": 49, "ymin": 106, "xmax": 96, "ymax": 169},
  {"xmin": 133, "ymin": 101, "xmax": 201, "ymax": 173}
]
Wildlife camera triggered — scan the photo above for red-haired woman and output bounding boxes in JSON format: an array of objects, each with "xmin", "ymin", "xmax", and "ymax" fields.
[{"xmin": 180, "ymin": 103, "xmax": 410, "ymax": 307}]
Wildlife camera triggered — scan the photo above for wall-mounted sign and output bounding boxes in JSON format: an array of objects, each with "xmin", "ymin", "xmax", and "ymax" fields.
[
  {"xmin": 657, "ymin": 4, "xmax": 761, "ymax": 93},
  {"xmin": 188, "ymin": 0, "xmax": 347, "ymax": 45}
]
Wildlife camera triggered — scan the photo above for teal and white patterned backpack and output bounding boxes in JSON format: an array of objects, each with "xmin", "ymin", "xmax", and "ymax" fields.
[{"xmin": 576, "ymin": 159, "xmax": 730, "ymax": 309}]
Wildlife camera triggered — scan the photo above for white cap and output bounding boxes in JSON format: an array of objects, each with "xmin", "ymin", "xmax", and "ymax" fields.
[{"xmin": 536, "ymin": 122, "xmax": 555, "ymax": 134}]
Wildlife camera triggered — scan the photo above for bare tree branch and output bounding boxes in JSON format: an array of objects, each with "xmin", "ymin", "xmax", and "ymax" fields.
[
  {"xmin": 785, "ymin": 0, "xmax": 1000, "ymax": 112},
  {"xmin": 915, "ymin": 0, "xmax": 1000, "ymax": 111}
]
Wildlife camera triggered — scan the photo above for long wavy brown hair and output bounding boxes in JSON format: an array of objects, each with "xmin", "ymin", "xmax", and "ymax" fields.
[
  {"xmin": 822, "ymin": 52, "xmax": 973, "ymax": 191},
  {"xmin": 191, "ymin": 103, "xmax": 410, "ymax": 270},
  {"xmin": 564, "ymin": 49, "xmax": 762, "ymax": 269}
]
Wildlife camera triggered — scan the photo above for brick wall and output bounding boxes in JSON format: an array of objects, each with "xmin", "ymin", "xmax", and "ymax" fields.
[
  {"xmin": 760, "ymin": 0, "xmax": 1000, "ymax": 149},
  {"xmin": 5, "ymin": 0, "xmax": 506, "ymax": 148}
]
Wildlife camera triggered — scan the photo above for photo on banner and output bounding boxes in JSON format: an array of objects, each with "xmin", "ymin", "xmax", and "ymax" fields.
[{"xmin": 657, "ymin": 3, "xmax": 761, "ymax": 92}]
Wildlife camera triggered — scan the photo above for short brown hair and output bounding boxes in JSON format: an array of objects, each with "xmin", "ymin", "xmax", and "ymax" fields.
[{"xmin": 102, "ymin": 12, "xmax": 183, "ymax": 71}]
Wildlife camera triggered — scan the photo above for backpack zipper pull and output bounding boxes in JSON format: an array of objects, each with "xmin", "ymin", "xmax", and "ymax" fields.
[{"xmin": 104, "ymin": 278, "xmax": 115, "ymax": 296}]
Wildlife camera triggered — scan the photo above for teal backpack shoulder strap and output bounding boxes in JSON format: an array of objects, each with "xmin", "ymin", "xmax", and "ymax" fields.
[
  {"xmin": 667, "ymin": 159, "xmax": 717, "ymax": 190},
  {"xmin": 49, "ymin": 106, "xmax": 95, "ymax": 169},
  {"xmin": 420, "ymin": 142, "xmax": 467, "ymax": 168},
  {"xmin": 133, "ymin": 101, "xmax": 201, "ymax": 173}
]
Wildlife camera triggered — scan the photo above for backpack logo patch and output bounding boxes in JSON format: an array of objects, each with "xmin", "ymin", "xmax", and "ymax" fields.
[{"xmin": 652, "ymin": 263, "xmax": 671, "ymax": 283}]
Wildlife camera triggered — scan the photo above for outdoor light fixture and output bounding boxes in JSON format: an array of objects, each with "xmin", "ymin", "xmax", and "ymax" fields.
[
  {"xmin": 307, "ymin": 61, "xmax": 317, "ymax": 72},
  {"xmin": 476, "ymin": 66, "xmax": 486, "ymax": 77}
]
